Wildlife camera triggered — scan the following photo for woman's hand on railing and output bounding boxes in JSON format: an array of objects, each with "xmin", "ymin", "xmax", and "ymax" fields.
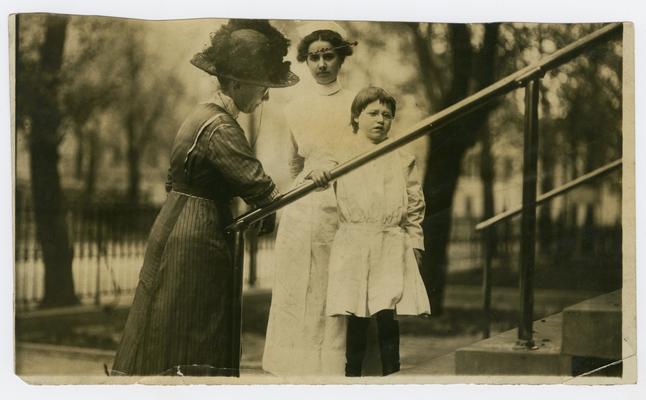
[{"xmin": 305, "ymin": 169, "xmax": 332, "ymax": 190}]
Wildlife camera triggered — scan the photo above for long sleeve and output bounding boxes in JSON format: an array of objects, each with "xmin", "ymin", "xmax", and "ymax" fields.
[
  {"xmin": 313, "ymin": 141, "xmax": 340, "ymax": 171},
  {"xmin": 403, "ymin": 155, "xmax": 425, "ymax": 250},
  {"xmin": 206, "ymin": 121, "xmax": 278, "ymax": 206},
  {"xmin": 288, "ymin": 131, "xmax": 305, "ymax": 179}
]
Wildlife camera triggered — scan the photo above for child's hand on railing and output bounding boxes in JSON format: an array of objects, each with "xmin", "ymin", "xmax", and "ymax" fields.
[{"xmin": 305, "ymin": 169, "xmax": 332, "ymax": 190}]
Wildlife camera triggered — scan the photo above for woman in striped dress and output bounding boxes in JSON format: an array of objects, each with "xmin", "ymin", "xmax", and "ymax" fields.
[{"xmin": 111, "ymin": 19, "xmax": 299, "ymax": 376}]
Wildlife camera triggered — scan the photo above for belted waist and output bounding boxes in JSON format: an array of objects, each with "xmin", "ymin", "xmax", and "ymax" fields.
[{"xmin": 171, "ymin": 183, "xmax": 231, "ymax": 204}]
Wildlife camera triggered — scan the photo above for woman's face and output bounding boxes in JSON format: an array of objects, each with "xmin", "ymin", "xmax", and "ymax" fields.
[
  {"xmin": 306, "ymin": 40, "xmax": 342, "ymax": 85},
  {"xmin": 231, "ymin": 83, "xmax": 269, "ymax": 113},
  {"xmin": 355, "ymin": 100, "xmax": 394, "ymax": 144}
]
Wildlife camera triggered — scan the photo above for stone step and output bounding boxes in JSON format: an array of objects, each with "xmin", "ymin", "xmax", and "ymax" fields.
[
  {"xmin": 561, "ymin": 289, "xmax": 621, "ymax": 360},
  {"xmin": 455, "ymin": 313, "xmax": 571, "ymax": 375},
  {"xmin": 454, "ymin": 290, "xmax": 622, "ymax": 376}
]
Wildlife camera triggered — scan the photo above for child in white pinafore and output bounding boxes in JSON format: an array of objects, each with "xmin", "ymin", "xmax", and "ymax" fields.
[{"xmin": 325, "ymin": 87, "xmax": 431, "ymax": 377}]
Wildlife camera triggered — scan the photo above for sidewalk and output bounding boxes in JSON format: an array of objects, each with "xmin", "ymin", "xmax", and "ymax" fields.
[
  {"xmin": 15, "ymin": 285, "xmax": 602, "ymax": 380},
  {"xmin": 16, "ymin": 343, "xmax": 113, "ymax": 377},
  {"xmin": 16, "ymin": 333, "xmax": 471, "ymax": 380}
]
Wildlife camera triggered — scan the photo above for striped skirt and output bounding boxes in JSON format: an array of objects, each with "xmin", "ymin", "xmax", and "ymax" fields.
[{"xmin": 111, "ymin": 192, "xmax": 236, "ymax": 376}]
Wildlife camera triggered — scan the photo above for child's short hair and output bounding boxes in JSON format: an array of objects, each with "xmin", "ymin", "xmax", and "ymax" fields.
[{"xmin": 350, "ymin": 87, "xmax": 397, "ymax": 133}]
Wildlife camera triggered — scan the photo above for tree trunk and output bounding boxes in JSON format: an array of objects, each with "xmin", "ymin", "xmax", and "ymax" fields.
[
  {"xmin": 83, "ymin": 128, "xmax": 99, "ymax": 202},
  {"xmin": 125, "ymin": 105, "xmax": 141, "ymax": 205},
  {"xmin": 127, "ymin": 142, "xmax": 141, "ymax": 205},
  {"xmin": 421, "ymin": 23, "xmax": 499, "ymax": 314},
  {"xmin": 477, "ymin": 24, "xmax": 501, "ymax": 264},
  {"xmin": 423, "ymin": 134, "xmax": 468, "ymax": 313},
  {"xmin": 24, "ymin": 15, "xmax": 79, "ymax": 307},
  {"xmin": 480, "ymin": 124, "xmax": 497, "ymax": 258},
  {"xmin": 74, "ymin": 129, "xmax": 84, "ymax": 180},
  {"xmin": 537, "ymin": 84, "xmax": 554, "ymax": 254},
  {"xmin": 537, "ymin": 147, "xmax": 554, "ymax": 255}
]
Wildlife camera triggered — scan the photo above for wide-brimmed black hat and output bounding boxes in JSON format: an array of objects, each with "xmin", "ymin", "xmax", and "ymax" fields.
[{"xmin": 191, "ymin": 20, "xmax": 299, "ymax": 88}]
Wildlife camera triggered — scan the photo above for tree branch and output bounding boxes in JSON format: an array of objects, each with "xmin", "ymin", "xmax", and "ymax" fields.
[
  {"xmin": 405, "ymin": 22, "xmax": 444, "ymax": 112},
  {"xmin": 135, "ymin": 92, "xmax": 167, "ymax": 148}
]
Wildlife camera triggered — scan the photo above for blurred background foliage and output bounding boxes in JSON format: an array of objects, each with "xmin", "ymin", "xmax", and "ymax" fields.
[{"xmin": 15, "ymin": 15, "xmax": 622, "ymax": 309}]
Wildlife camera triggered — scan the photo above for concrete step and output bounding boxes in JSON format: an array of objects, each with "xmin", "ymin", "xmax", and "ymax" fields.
[
  {"xmin": 453, "ymin": 290, "xmax": 622, "ymax": 376},
  {"xmin": 561, "ymin": 289, "xmax": 621, "ymax": 360},
  {"xmin": 455, "ymin": 313, "xmax": 571, "ymax": 375}
]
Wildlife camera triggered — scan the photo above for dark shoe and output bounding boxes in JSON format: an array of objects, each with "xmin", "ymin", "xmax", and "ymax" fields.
[
  {"xmin": 376, "ymin": 311, "xmax": 400, "ymax": 376},
  {"xmin": 382, "ymin": 360, "xmax": 400, "ymax": 376},
  {"xmin": 345, "ymin": 363, "xmax": 362, "ymax": 377},
  {"xmin": 380, "ymin": 342, "xmax": 401, "ymax": 376},
  {"xmin": 346, "ymin": 315, "xmax": 370, "ymax": 377}
]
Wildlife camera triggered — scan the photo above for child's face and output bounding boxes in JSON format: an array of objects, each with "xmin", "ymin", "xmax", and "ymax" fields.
[{"xmin": 355, "ymin": 100, "xmax": 394, "ymax": 144}]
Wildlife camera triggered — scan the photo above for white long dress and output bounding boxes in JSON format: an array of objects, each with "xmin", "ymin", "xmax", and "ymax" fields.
[
  {"xmin": 326, "ymin": 135, "xmax": 431, "ymax": 318},
  {"xmin": 262, "ymin": 81, "xmax": 355, "ymax": 376}
]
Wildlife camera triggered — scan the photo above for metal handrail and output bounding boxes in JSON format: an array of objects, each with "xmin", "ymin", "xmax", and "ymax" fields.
[
  {"xmin": 226, "ymin": 22, "xmax": 624, "ymax": 374},
  {"xmin": 226, "ymin": 22, "xmax": 623, "ymax": 233},
  {"xmin": 477, "ymin": 23, "xmax": 623, "ymax": 346},
  {"xmin": 476, "ymin": 158, "xmax": 623, "ymax": 231}
]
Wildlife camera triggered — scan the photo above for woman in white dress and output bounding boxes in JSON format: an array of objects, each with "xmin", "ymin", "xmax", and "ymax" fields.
[{"xmin": 262, "ymin": 22, "xmax": 357, "ymax": 376}]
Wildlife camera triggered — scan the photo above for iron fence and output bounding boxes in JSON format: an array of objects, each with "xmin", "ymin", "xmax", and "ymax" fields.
[
  {"xmin": 14, "ymin": 195, "xmax": 486, "ymax": 312},
  {"xmin": 15, "ymin": 200, "xmax": 158, "ymax": 311}
]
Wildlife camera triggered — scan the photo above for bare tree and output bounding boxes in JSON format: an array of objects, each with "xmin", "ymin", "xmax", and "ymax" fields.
[
  {"xmin": 62, "ymin": 79, "xmax": 115, "ymax": 200},
  {"xmin": 17, "ymin": 14, "xmax": 79, "ymax": 307},
  {"xmin": 113, "ymin": 23, "xmax": 183, "ymax": 204},
  {"xmin": 406, "ymin": 23, "xmax": 500, "ymax": 314}
]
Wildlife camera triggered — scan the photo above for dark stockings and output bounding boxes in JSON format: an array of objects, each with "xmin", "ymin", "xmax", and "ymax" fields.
[{"xmin": 345, "ymin": 310, "xmax": 400, "ymax": 377}]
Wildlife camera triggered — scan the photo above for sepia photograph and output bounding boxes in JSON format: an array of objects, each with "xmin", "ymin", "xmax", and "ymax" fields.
[{"xmin": 4, "ymin": 0, "xmax": 639, "ymax": 393}]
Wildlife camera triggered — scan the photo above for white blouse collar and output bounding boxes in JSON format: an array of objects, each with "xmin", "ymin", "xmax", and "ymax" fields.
[{"xmin": 316, "ymin": 79, "xmax": 342, "ymax": 96}]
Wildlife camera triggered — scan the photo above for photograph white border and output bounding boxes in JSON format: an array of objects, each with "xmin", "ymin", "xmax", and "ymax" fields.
[{"xmin": 1, "ymin": 0, "xmax": 643, "ymax": 399}]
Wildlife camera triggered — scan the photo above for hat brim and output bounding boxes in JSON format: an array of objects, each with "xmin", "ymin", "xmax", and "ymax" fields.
[{"xmin": 191, "ymin": 54, "xmax": 300, "ymax": 88}]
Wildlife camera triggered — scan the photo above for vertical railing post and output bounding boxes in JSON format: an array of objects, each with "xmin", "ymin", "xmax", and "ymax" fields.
[
  {"xmin": 246, "ymin": 227, "xmax": 258, "ymax": 288},
  {"xmin": 517, "ymin": 78, "xmax": 540, "ymax": 349},
  {"xmin": 482, "ymin": 228, "xmax": 493, "ymax": 338},
  {"xmin": 230, "ymin": 228, "xmax": 245, "ymax": 377}
]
